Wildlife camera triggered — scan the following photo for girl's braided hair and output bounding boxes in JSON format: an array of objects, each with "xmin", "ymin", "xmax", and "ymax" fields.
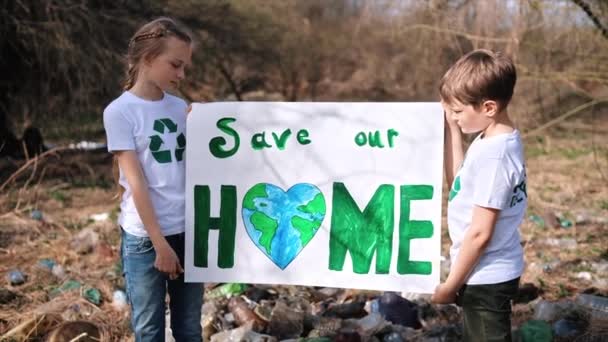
[{"xmin": 123, "ymin": 17, "xmax": 192, "ymax": 90}]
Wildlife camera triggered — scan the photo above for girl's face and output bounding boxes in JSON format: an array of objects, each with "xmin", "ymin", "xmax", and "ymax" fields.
[{"xmin": 143, "ymin": 37, "xmax": 192, "ymax": 92}]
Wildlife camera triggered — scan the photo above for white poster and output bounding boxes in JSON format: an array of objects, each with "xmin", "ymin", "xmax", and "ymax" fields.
[{"xmin": 185, "ymin": 102, "xmax": 443, "ymax": 293}]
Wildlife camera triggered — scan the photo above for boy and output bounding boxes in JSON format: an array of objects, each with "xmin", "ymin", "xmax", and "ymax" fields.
[{"xmin": 431, "ymin": 49, "xmax": 527, "ymax": 342}]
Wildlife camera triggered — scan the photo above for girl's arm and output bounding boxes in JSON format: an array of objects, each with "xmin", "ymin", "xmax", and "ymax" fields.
[
  {"xmin": 443, "ymin": 110, "xmax": 464, "ymax": 187},
  {"xmin": 115, "ymin": 150, "xmax": 183, "ymax": 278},
  {"xmin": 432, "ymin": 205, "xmax": 499, "ymax": 303}
]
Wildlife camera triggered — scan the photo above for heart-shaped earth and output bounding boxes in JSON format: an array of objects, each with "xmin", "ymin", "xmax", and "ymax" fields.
[{"xmin": 242, "ymin": 183, "xmax": 326, "ymax": 269}]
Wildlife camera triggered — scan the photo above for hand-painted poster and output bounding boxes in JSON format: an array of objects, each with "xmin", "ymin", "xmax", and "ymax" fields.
[{"xmin": 185, "ymin": 102, "xmax": 443, "ymax": 293}]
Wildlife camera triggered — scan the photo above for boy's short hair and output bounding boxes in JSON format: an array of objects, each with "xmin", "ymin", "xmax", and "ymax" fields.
[{"xmin": 439, "ymin": 49, "xmax": 516, "ymax": 111}]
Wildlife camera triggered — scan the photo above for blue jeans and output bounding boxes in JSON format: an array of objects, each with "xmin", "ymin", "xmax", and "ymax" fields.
[{"xmin": 121, "ymin": 229, "xmax": 203, "ymax": 342}]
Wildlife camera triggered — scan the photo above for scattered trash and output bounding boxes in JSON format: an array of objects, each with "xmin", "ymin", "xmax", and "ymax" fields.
[
  {"xmin": 38, "ymin": 258, "xmax": 56, "ymax": 271},
  {"xmin": 370, "ymin": 292, "xmax": 421, "ymax": 328},
  {"xmin": 7, "ymin": 270, "xmax": 26, "ymax": 286},
  {"xmin": 90, "ymin": 212, "xmax": 110, "ymax": 222},
  {"xmin": 528, "ymin": 214, "xmax": 544, "ymax": 228},
  {"xmin": 0, "ymin": 287, "xmax": 19, "ymax": 304},
  {"xmin": 559, "ymin": 218, "xmax": 573, "ymax": 229},
  {"xmin": 47, "ymin": 320, "xmax": 102, "ymax": 342},
  {"xmin": 70, "ymin": 228, "xmax": 99, "ymax": 254},
  {"xmin": 575, "ymin": 294, "xmax": 608, "ymax": 320},
  {"xmin": 207, "ymin": 283, "xmax": 248, "ymax": 299},
  {"xmin": 268, "ymin": 301, "xmax": 304, "ymax": 339},
  {"xmin": 541, "ymin": 260, "xmax": 561, "ymax": 273},
  {"xmin": 533, "ymin": 300, "xmax": 574, "ymax": 322},
  {"xmin": 576, "ymin": 272, "xmax": 592, "ymax": 281},
  {"xmin": 326, "ymin": 301, "xmax": 367, "ymax": 319},
  {"xmin": 518, "ymin": 320, "xmax": 552, "ymax": 342},
  {"xmin": 68, "ymin": 141, "xmax": 106, "ymax": 150},
  {"xmin": 52, "ymin": 264, "xmax": 67, "ymax": 279},
  {"xmin": 112, "ymin": 290, "xmax": 128, "ymax": 310},
  {"xmin": 210, "ymin": 322, "xmax": 277, "ymax": 342},
  {"xmin": 83, "ymin": 287, "xmax": 102, "ymax": 305},
  {"xmin": 228, "ymin": 296, "xmax": 267, "ymax": 331},
  {"xmin": 50, "ymin": 279, "xmax": 82, "ymax": 298},
  {"xmin": 349, "ymin": 312, "xmax": 390, "ymax": 337},
  {"xmin": 552, "ymin": 318, "xmax": 583, "ymax": 339},
  {"xmin": 30, "ymin": 209, "xmax": 43, "ymax": 221}
]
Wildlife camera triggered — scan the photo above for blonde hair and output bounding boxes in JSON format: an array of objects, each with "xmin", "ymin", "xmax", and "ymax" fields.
[
  {"xmin": 439, "ymin": 49, "xmax": 516, "ymax": 112},
  {"xmin": 113, "ymin": 18, "xmax": 192, "ymax": 200},
  {"xmin": 123, "ymin": 17, "xmax": 192, "ymax": 90}
]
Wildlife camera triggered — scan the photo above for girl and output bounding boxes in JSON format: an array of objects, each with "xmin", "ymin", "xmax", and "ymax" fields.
[{"xmin": 103, "ymin": 18, "xmax": 202, "ymax": 341}]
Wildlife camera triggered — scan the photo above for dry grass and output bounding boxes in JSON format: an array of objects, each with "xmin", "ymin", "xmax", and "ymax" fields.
[{"xmin": 1, "ymin": 118, "xmax": 607, "ymax": 339}]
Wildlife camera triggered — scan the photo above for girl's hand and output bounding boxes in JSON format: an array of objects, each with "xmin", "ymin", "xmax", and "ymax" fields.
[
  {"xmin": 154, "ymin": 240, "xmax": 184, "ymax": 279},
  {"xmin": 431, "ymin": 283, "xmax": 457, "ymax": 304}
]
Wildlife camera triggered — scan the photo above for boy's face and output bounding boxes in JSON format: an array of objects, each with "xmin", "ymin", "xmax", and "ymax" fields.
[{"xmin": 442, "ymin": 99, "xmax": 493, "ymax": 134}]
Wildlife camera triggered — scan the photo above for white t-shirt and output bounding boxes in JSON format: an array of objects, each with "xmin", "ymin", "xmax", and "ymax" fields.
[
  {"xmin": 103, "ymin": 91, "xmax": 187, "ymax": 237},
  {"xmin": 447, "ymin": 130, "xmax": 526, "ymax": 285}
]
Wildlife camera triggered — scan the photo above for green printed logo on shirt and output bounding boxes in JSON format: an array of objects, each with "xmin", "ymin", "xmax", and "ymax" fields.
[
  {"xmin": 448, "ymin": 175, "xmax": 461, "ymax": 202},
  {"xmin": 149, "ymin": 118, "xmax": 186, "ymax": 164}
]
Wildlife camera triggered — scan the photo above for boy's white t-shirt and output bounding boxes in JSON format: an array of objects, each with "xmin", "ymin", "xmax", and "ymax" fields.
[
  {"xmin": 103, "ymin": 91, "xmax": 187, "ymax": 237},
  {"xmin": 447, "ymin": 130, "xmax": 527, "ymax": 285}
]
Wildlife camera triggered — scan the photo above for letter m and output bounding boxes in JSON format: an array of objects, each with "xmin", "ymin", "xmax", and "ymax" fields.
[{"xmin": 329, "ymin": 183, "xmax": 394, "ymax": 274}]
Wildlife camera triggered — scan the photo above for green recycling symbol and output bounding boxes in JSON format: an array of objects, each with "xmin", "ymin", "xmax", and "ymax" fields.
[
  {"xmin": 149, "ymin": 118, "xmax": 186, "ymax": 164},
  {"xmin": 448, "ymin": 175, "xmax": 461, "ymax": 202}
]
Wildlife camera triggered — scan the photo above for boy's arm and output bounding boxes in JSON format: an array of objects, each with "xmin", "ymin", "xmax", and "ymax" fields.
[
  {"xmin": 444, "ymin": 114, "xmax": 464, "ymax": 187},
  {"xmin": 115, "ymin": 150, "xmax": 184, "ymax": 278},
  {"xmin": 432, "ymin": 205, "xmax": 499, "ymax": 303}
]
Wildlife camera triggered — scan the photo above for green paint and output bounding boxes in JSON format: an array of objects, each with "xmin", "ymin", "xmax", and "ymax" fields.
[
  {"xmin": 210, "ymin": 118, "xmax": 240, "ymax": 158},
  {"xmin": 510, "ymin": 179, "xmax": 527, "ymax": 207},
  {"xmin": 251, "ymin": 132, "xmax": 272, "ymax": 150},
  {"xmin": 250, "ymin": 211, "xmax": 279, "ymax": 254},
  {"xmin": 177, "ymin": 133, "xmax": 186, "ymax": 147},
  {"xmin": 355, "ymin": 132, "xmax": 367, "ymax": 146},
  {"xmin": 153, "ymin": 120, "xmax": 165, "ymax": 134},
  {"xmin": 397, "ymin": 185, "xmax": 433, "ymax": 275},
  {"xmin": 272, "ymin": 129, "xmax": 292, "ymax": 150},
  {"xmin": 448, "ymin": 176, "xmax": 460, "ymax": 202},
  {"xmin": 368, "ymin": 131, "xmax": 385, "ymax": 148},
  {"xmin": 297, "ymin": 193, "xmax": 326, "ymax": 215},
  {"xmin": 175, "ymin": 133, "xmax": 186, "ymax": 161},
  {"xmin": 297, "ymin": 129, "xmax": 311, "ymax": 145},
  {"xmin": 194, "ymin": 185, "xmax": 237, "ymax": 268},
  {"xmin": 149, "ymin": 118, "xmax": 183, "ymax": 163},
  {"xmin": 160, "ymin": 118, "xmax": 177, "ymax": 133},
  {"xmin": 387, "ymin": 129, "xmax": 399, "ymax": 148},
  {"xmin": 292, "ymin": 216, "xmax": 322, "ymax": 246},
  {"xmin": 149, "ymin": 135, "xmax": 163, "ymax": 151},
  {"xmin": 329, "ymin": 183, "xmax": 394, "ymax": 274},
  {"xmin": 243, "ymin": 183, "xmax": 268, "ymax": 210},
  {"xmin": 151, "ymin": 151, "xmax": 171, "ymax": 163},
  {"xmin": 355, "ymin": 130, "xmax": 398, "ymax": 148}
]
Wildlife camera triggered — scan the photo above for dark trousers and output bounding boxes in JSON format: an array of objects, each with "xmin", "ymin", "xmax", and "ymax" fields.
[{"xmin": 457, "ymin": 277, "xmax": 520, "ymax": 342}]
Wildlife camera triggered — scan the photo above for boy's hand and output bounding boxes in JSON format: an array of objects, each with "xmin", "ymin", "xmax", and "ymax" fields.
[
  {"xmin": 431, "ymin": 283, "xmax": 457, "ymax": 304},
  {"xmin": 443, "ymin": 110, "xmax": 460, "ymax": 130}
]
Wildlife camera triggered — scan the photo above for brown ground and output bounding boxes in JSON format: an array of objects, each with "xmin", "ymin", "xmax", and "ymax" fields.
[{"xmin": 1, "ymin": 117, "xmax": 607, "ymax": 340}]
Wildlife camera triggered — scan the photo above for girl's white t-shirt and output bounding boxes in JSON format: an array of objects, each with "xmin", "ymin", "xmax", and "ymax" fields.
[
  {"xmin": 447, "ymin": 130, "xmax": 527, "ymax": 285},
  {"xmin": 103, "ymin": 91, "xmax": 187, "ymax": 237}
]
